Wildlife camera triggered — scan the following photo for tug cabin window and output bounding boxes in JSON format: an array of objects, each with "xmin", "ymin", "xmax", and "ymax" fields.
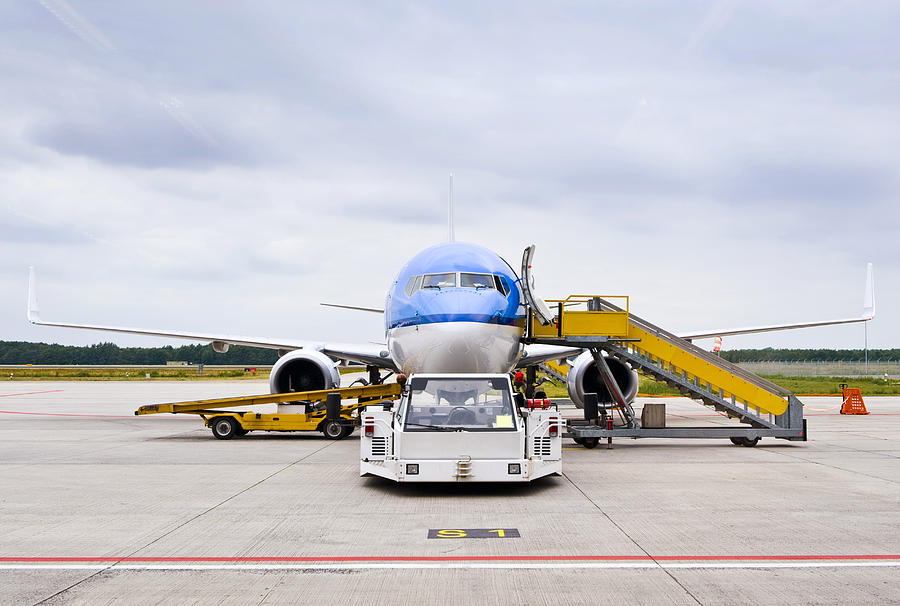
[{"xmin": 404, "ymin": 376, "xmax": 517, "ymax": 431}]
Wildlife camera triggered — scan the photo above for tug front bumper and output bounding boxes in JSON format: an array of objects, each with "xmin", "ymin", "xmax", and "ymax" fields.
[{"xmin": 360, "ymin": 457, "xmax": 561, "ymax": 482}]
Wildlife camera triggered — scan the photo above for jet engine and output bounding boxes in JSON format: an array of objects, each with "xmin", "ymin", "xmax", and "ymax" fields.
[
  {"xmin": 268, "ymin": 350, "xmax": 340, "ymax": 394},
  {"xmin": 565, "ymin": 350, "xmax": 639, "ymax": 409}
]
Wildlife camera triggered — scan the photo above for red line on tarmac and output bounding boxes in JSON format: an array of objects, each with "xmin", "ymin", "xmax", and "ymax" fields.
[
  {"xmin": 0, "ymin": 391, "xmax": 128, "ymax": 417},
  {"xmin": 0, "ymin": 410, "xmax": 134, "ymax": 419},
  {"xmin": 0, "ymin": 390, "xmax": 64, "ymax": 398},
  {"xmin": 2, "ymin": 555, "xmax": 898, "ymax": 563}
]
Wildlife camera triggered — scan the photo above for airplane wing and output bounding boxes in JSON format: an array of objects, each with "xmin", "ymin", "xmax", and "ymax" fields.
[
  {"xmin": 678, "ymin": 263, "xmax": 875, "ymax": 341},
  {"xmin": 26, "ymin": 267, "xmax": 397, "ymax": 369},
  {"xmin": 517, "ymin": 263, "xmax": 875, "ymax": 361},
  {"xmin": 678, "ymin": 317, "xmax": 873, "ymax": 341},
  {"xmin": 320, "ymin": 303, "xmax": 384, "ymax": 313},
  {"xmin": 516, "ymin": 343, "xmax": 583, "ymax": 368}
]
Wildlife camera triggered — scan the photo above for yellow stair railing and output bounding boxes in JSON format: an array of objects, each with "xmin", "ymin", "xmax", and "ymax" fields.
[
  {"xmin": 530, "ymin": 295, "xmax": 630, "ymax": 339},
  {"xmin": 529, "ymin": 295, "xmax": 790, "ymax": 418},
  {"xmin": 622, "ymin": 321, "xmax": 789, "ymax": 417}
]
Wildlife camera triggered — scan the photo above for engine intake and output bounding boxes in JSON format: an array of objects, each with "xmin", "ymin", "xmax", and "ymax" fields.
[
  {"xmin": 269, "ymin": 350, "xmax": 340, "ymax": 394},
  {"xmin": 566, "ymin": 350, "xmax": 639, "ymax": 409}
]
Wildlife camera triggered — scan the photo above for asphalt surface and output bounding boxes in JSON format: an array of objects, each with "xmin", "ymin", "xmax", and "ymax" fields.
[{"xmin": 1, "ymin": 381, "xmax": 898, "ymax": 605}]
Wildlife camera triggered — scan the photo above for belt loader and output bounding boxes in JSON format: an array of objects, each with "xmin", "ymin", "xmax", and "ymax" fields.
[{"xmin": 135, "ymin": 383, "xmax": 402, "ymax": 440}]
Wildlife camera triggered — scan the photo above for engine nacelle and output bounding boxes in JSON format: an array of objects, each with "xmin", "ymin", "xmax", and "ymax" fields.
[
  {"xmin": 566, "ymin": 351, "xmax": 639, "ymax": 409},
  {"xmin": 269, "ymin": 349, "xmax": 340, "ymax": 394}
]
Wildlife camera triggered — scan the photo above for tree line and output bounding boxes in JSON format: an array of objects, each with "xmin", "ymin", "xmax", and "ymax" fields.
[
  {"xmin": 0, "ymin": 341, "xmax": 279, "ymax": 365},
  {"xmin": 720, "ymin": 348, "xmax": 900, "ymax": 363},
  {"xmin": 1, "ymin": 341, "xmax": 897, "ymax": 365}
]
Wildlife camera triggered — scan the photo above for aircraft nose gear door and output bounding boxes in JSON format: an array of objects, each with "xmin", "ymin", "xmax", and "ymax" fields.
[{"xmin": 521, "ymin": 245, "xmax": 556, "ymax": 326}]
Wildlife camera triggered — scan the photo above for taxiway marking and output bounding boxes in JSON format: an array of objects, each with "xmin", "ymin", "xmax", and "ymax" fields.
[
  {"xmin": 3, "ymin": 561, "xmax": 899, "ymax": 570},
  {"xmin": 0, "ymin": 389, "xmax": 64, "ymax": 398},
  {"xmin": 3, "ymin": 554, "xmax": 899, "ymax": 566},
  {"xmin": 0, "ymin": 409, "xmax": 133, "ymax": 418}
]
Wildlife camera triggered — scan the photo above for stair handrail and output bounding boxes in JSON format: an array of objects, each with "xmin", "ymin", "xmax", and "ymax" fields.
[{"xmin": 593, "ymin": 297, "xmax": 793, "ymax": 399}]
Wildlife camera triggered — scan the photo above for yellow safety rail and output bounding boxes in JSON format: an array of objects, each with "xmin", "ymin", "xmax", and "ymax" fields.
[
  {"xmin": 529, "ymin": 295, "xmax": 790, "ymax": 417},
  {"xmin": 135, "ymin": 383, "xmax": 402, "ymax": 416},
  {"xmin": 530, "ymin": 295, "xmax": 630, "ymax": 339},
  {"xmin": 622, "ymin": 323, "xmax": 788, "ymax": 416}
]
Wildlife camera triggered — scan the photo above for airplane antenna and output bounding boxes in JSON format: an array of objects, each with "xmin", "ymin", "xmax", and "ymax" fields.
[{"xmin": 448, "ymin": 173, "xmax": 455, "ymax": 242}]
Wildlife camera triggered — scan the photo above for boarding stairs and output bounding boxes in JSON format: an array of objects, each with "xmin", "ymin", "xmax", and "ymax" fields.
[
  {"xmin": 518, "ymin": 244, "xmax": 804, "ymax": 442},
  {"xmin": 597, "ymin": 297, "xmax": 803, "ymax": 432},
  {"xmin": 524, "ymin": 295, "xmax": 806, "ymax": 441}
]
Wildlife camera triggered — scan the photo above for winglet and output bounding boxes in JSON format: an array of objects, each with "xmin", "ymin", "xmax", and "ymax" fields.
[
  {"xmin": 863, "ymin": 262, "xmax": 875, "ymax": 320},
  {"xmin": 27, "ymin": 266, "xmax": 41, "ymax": 323}
]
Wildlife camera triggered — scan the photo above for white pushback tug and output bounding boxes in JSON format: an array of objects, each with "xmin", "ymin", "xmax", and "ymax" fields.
[{"xmin": 360, "ymin": 373, "xmax": 562, "ymax": 482}]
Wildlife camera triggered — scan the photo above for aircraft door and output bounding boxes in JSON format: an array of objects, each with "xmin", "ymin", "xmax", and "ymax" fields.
[{"xmin": 520, "ymin": 245, "xmax": 555, "ymax": 326}]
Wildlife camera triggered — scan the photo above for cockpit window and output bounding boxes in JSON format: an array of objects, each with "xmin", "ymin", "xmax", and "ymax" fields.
[
  {"xmin": 422, "ymin": 273, "xmax": 456, "ymax": 289},
  {"xmin": 494, "ymin": 275, "xmax": 509, "ymax": 296},
  {"xmin": 407, "ymin": 272, "xmax": 513, "ymax": 294},
  {"xmin": 404, "ymin": 276, "xmax": 418, "ymax": 297},
  {"xmin": 408, "ymin": 275, "xmax": 424, "ymax": 296},
  {"xmin": 460, "ymin": 273, "xmax": 494, "ymax": 289}
]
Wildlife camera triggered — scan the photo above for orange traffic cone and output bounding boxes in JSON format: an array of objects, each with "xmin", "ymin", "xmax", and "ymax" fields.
[{"xmin": 840, "ymin": 387, "xmax": 869, "ymax": 415}]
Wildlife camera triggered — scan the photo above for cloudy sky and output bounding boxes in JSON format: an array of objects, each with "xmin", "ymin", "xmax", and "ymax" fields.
[{"xmin": 2, "ymin": 0, "xmax": 897, "ymax": 352}]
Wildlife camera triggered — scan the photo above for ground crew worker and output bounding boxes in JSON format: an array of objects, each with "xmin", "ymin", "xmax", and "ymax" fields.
[{"xmin": 513, "ymin": 371, "xmax": 526, "ymax": 394}]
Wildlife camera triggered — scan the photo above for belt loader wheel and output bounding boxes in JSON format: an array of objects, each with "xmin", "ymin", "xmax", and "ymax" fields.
[
  {"xmin": 211, "ymin": 416, "xmax": 239, "ymax": 440},
  {"xmin": 322, "ymin": 420, "xmax": 346, "ymax": 440},
  {"xmin": 581, "ymin": 437, "xmax": 599, "ymax": 449},
  {"xmin": 730, "ymin": 436, "xmax": 760, "ymax": 447},
  {"xmin": 340, "ymin": 424, "xmax": 355, "ymax": 438}
]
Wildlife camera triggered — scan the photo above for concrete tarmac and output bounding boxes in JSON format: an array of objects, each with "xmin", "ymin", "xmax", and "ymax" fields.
[{"xmin": 1, "ymin": 381, "xmax": 898, "ymax": 605}]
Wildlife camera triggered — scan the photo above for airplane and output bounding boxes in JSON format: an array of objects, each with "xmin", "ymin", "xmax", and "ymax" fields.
[{"xmin": 26, "ymin": 205, "xmax": 875, "ymax": 409}]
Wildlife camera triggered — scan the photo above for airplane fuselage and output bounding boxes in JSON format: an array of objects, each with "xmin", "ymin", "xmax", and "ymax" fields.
[{"xmin": 385, "ymin": 242, "xmax": 526, "ymax": 375}]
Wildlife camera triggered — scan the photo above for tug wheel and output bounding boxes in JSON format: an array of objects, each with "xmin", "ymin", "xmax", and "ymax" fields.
[
  {"xmin": 211, "ymin": 417, "xmax": 238, "ymax": 440},
  {"xmin": 322, "ymin": 420, "xmax": 345, "ymax": 439}
]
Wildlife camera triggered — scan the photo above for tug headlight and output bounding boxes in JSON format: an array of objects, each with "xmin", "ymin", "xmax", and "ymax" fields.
[
  {"xmin": 406, "ymin": 464, "xmax": 419, "ymax": 475},
  {"xmin": 508, "ymin": 463, "xmax": 521, "ymax": 475}
]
